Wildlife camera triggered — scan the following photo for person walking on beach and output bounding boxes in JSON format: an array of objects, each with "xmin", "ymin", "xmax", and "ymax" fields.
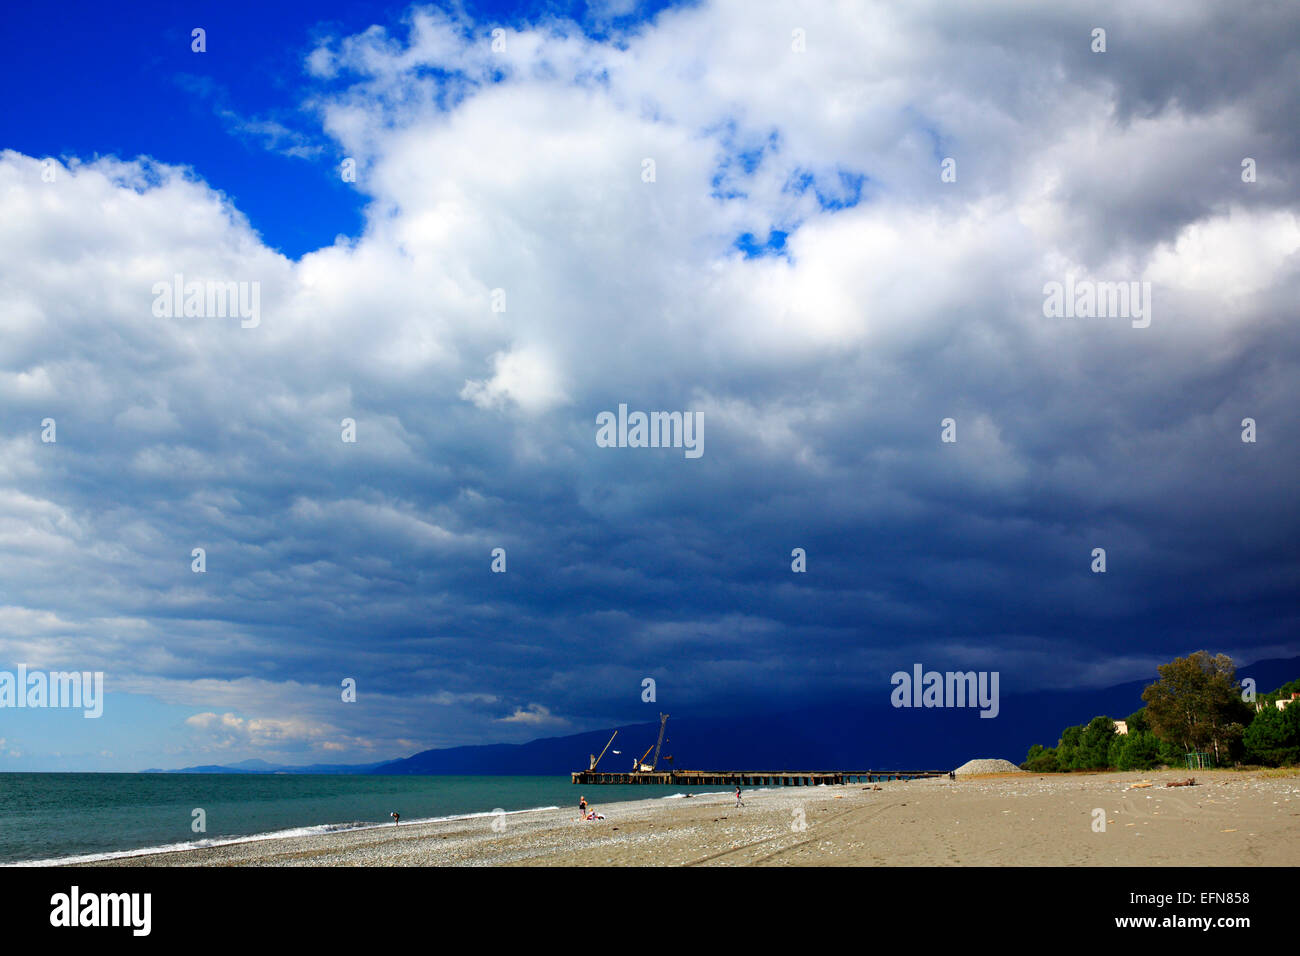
[{"xmin": 735, "ymin": 786, "xmax": 744, "ymax": 808}]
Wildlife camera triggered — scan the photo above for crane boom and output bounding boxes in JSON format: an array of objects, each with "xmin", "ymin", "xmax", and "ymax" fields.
[
  {"xmin": 634, "ymin": 714, "xmax": 670, "ymax": 772},
  {"xmin": 590, "ymin": 730, "xmax": 618, "ymax": 770},
  {"xmin": 649, "ymin": 713, "xmax": 669, "ymax": 770}
]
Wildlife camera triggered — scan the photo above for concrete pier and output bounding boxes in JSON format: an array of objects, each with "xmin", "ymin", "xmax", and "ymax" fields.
[{"xmin": 571, "ymin": 769, "xmax": 952, "ymax": 785}]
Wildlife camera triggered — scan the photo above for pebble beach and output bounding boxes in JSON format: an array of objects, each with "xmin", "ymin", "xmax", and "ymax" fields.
[{"xmin": 80, "ymin": 768, "xmax": 1300, "ymax": 867}]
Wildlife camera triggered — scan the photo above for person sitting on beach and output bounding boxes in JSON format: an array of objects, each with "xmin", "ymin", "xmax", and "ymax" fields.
[{"xmin": 390, "ymin": 811, "xmax": 400, "ymax": 826}]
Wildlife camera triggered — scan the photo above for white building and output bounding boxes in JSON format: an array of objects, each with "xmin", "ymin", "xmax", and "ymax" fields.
[{"xmin": 1254, "ymin": 693, "xmax": 1298, "ymax": 713}]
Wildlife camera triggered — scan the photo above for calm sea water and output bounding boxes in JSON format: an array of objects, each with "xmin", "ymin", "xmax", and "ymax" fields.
[{"xmin": 0, "ymin": 774, "xmax": 699, "ymax": 864}]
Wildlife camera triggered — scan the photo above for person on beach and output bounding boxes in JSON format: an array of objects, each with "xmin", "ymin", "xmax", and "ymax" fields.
[
  {"xmin": 390, "ymin": 811, "xmax": 400, "ymax": 826},
  {"xmin": 735, "ymin": 786, "xmax": 744, "ymax": 807},
  {"xmin": 579, "ymin": 795, "xmax": 588, "ymax": 817}
]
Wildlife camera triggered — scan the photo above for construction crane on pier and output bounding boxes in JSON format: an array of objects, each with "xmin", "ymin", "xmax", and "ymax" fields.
[
  {"xmin": 589, "ymin": 730, "xmax": 618, "ymax": 771},
  {"xmin": 633, "ymin": 713, "xmax": 670, "ymax": 772}
]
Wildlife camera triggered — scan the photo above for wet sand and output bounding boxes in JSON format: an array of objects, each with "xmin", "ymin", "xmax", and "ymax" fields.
[{"xmin": 83, "ymin": 769, "xmax": 1300, "ymax": 866}]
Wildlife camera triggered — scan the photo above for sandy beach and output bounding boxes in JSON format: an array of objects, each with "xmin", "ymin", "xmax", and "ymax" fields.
[{"xmin": 79, "ymin": 768, "xmax": 1300, "ymax": 867}]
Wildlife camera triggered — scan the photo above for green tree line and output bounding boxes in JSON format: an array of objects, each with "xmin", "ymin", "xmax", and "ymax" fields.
[{"xmin": 1021, "ymin": 651, "xmax": 1300, "ymax": 772}]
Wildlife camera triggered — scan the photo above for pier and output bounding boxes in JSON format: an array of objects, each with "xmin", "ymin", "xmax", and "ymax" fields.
[
  {"xmin": 574, "ymin": 719, "xmax": 952, "ymax": 787},
  {"xmin": 571, "ymin": 769, "xmax": 952, "ymax": 786}
]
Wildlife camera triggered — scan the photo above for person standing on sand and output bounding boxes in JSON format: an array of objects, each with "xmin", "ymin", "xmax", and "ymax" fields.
[
  {"xmin": 579, "ymin": 795, "xmax": 588, "ymax": 817},
  {"xmin": 735, "ymin": 786, "xmax": 744, "ymax": 807},
  {"xmin": 390, "ymin": 811, "xmax": 400, "ymax": 826}
]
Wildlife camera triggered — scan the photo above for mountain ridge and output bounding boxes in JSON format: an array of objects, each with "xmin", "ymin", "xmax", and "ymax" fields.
[{"xmin": 144, "ymin": 655, "xmax": 1299, "ymax": 774}]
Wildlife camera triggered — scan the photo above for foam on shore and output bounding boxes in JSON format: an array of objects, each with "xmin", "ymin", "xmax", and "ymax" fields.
[{"xmin": 6, "ymin": 804, "xmax": 562, "ymax": 867}]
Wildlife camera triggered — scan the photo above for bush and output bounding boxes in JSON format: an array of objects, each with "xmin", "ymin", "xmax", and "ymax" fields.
[
  {"xmin": 1056, "ymin": 725, "xmax": 1083, "ymax": 769},
  {"xmin": 1156, "ymin": 737, "xmax": 1184, "ymax": 768},
  {"xmin": 1022, "ymin": 743, "xmax": 1060, "ymax": 772},
  {"xmin": 1125, "ymin": 707, "xmax": 1150, "ymax": 734},
  {"xmin": 1114, "ymin": 730, "xmax": 1162, "ymax": 770},
  {"xmin": 1074, "ymin": 716, "xmax": 1117, "ymax": 770},
  {"xmin": 1244, "ymin": 702, "xmax": 1300, "ymax": 766},
  {"xmin": 1107, "ymin": 734, "xmax": 1124, "ymax": 768}
]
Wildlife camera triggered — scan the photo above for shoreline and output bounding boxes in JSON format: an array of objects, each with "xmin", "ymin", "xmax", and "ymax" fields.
[
  {"xmin": 8, "ymin": 802, "xmax": 572, "ymax": 868},
  {"xmin": 63, "ymin": 768, "xmax": 1299, "ymax": 866}
]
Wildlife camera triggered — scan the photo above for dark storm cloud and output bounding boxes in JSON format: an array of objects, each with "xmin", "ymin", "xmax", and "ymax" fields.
[{"xmin": 1, "ymin": 0, "xmax": 1297, "ymax": 766}]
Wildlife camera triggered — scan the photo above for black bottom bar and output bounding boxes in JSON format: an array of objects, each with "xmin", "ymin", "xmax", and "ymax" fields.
[{"xmin": 0, "ymin": 865, "xmax": 1280, "ymax": 943}]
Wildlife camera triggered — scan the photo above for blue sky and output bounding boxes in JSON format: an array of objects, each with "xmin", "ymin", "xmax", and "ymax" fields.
[
  {"xmin": 7, "ymin": 0, "xmax": 363, "ymax": 257},
  {"xmin": 4, "ymin": 0, "xmax": 686, "ymax": 259},
  {"xmin": 1, "ymin": 0, "xmax": 1298, "ymax": 771}
]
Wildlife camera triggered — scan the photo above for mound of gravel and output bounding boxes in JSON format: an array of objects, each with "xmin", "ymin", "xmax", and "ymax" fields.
[{"xmin": 953, "ymin": 758, "xmax": 1025, "ymax": 775}]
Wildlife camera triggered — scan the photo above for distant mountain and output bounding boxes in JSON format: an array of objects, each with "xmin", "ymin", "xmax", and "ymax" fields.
[
  {"xmin": 143, "ymin": 758, "xmax": 390, "ymax": 774},
  {"xmin": 145, "ymin": 655, "xmax": 1298, "ymax": 774},
  {"xmin": 369, "ymin": 724, "xmax": 666, "ymax": 775},
  {"xmin": 368, "ymin": 655, "xmax": 1298, "ymax": 774}
]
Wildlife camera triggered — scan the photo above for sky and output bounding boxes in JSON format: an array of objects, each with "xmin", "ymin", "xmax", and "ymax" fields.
[{"xmin": 1, "ymin": 0, "xmax": 1297, "ymax": 771}]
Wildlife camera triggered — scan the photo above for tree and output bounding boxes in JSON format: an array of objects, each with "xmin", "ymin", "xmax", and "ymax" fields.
[
  {"xmin": 1056, "ymin": 725, "xmax": 1083, "ymax": 769},
  {"xmin": 1280, "ymin": 678, "xmax": 1300, "ymax": 696},
  {"xmin": 1141, "ymin": 652, "xmax": 1252, "ymax": 763},
  {"xmin": 1257, "ymin": 678, "xmax": 1300, "ymax": 711},
  {"xmin": 1156, "ymin": 736, "xmax": 1185, "ymax": 768},
  {"xmin": 1107, "ymin": 733, "xmax": 1125, "ymax": 768},
  {"xmin": 1125, "ymin": 707, "xmax": 1150, "ymax": 734},
  {"xmin": 1243, "ymin": 701, "xmax": 1300, "ymax": 766},
  {"xmin": 1074, "ymin": 716, "xmax": 1117, "ymax": 769},
  {"xmin": 1022, "ymin": 743, "xmax": 1059, "ymax": 772},
  {"xmin": 1114, "ymin": 730, "xmax": 1162, "ymax": 770}
]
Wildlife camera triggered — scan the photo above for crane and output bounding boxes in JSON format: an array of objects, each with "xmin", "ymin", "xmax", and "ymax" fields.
[
  {"xmin": 634, "ymin": 713, "xmax": 670, "ymax": 772},
  {"xmin": 589, "ymin": 730, "xmax": 618, "ymax": 771}
]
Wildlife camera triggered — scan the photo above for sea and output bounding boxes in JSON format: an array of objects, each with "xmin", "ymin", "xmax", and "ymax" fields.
[{"xmin": 0, "ymin": 773, "xmax": 705, "ymax": 865}]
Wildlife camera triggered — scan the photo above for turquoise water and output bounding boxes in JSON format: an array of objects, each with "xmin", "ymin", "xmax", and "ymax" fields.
[{"xmin": 0, "ymin": 773, "xmax": 697, "ymax": 864}]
